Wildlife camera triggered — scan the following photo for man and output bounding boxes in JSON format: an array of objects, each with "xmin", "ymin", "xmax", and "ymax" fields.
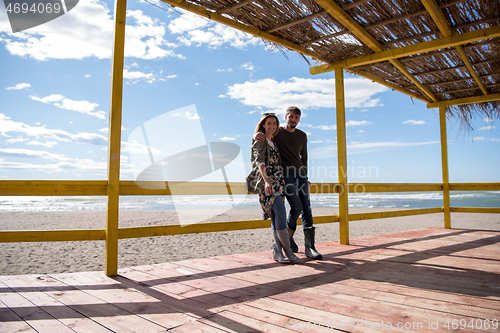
[{"xmin": 254, "ymin": 106, "xmax": 322, "ymax": 260}]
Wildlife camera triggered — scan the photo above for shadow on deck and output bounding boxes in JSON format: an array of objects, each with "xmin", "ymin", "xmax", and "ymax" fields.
[{"xmin": 1, "ymin": 227, "xmax": 499, "ymax": 332}]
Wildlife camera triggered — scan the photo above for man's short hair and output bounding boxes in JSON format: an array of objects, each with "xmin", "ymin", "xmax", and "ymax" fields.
[{"xmin": 286, "ymin": 106, "xmax": 301, "ymax": 116}]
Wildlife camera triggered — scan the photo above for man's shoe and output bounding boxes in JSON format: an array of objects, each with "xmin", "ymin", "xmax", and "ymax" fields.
[
  {"xmin": 287, "ymin": 226, "xmax": 299, "ymax": 253},
  {"xmin": 304, "ymin": 227, "xmax": 323, "ymax": 260}
]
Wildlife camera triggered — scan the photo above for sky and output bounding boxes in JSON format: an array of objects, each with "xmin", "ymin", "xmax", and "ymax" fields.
[{"xmin": 0, "ymin": 0, "xmax": 499, "ymax": 185}]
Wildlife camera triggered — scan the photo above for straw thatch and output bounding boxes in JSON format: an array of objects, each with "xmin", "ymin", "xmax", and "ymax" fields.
[{"xmin": 176, "ymin": 0, "xmax": 500, "ymax": 128}]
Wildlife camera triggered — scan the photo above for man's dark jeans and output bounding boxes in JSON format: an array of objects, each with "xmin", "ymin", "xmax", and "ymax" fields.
[{"xmin": 283, "ymin": 174, "xmax": 313, "ymax": 230}]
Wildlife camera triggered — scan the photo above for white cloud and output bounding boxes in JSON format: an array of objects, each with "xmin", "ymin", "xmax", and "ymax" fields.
[
  {"xmin": 170, "ymin": 110, "xmax": 200, "ymax": 120},
  {"xmin": 6, "ymin": 83, "xmax": 31, "ymax": 90},
  {"xmin": 30, "ymin": 94, "xmax": 105, "ymax": 119},
  {"xmin": 310, "ymin": 140, "xmax": 439, "ymax": 159},
  {"xmin": 362, "ymin": 98, "xmax": 383, "ymax": 108},
  {"xmin": 483, "ymin": 117, "xmax": 494, "ymax": 123},
  {"xmin": 220, "ymin": 137, "xmax": 236, "ymax": 141},
  {"xmin": 0, "ymin": 113, "xmax": 108, "ymax": 146},
  {"xmin": 85, "ymin": 74, "xmax": 91, "ymax": 78},
  {"xmin": 226, "ymin": 77, "xmax": 388, "ymax": 114},
  {"xmin": 30, "ymin": 94, "xmax": 64, "ymax": 103},
  {"xmin": 358, "ymin": 130, "xmax": 364, "ymax": 133},
  {"xmin": 0, "ymin": 148, "xmax": 71, "ymax": 161},
  {"xmin": 0, "ymin": 158, "xmax": 108, "ymax": 173},
  {"xmin": 348, "ymin": 141, "xmax": 438, "ymax": 149},
  {"xmin": 403, "ymin": 120, "xmax": 425, "ymax": 125},
  {"xmin": 166, "ymin": 74, "xmax": 177, "ymax": 79},
  {"xmin": 346, "ymin": 120, "xmax": 371, "ymax": 127},
  {"xmin": 316, "ymin": 125, "xmax": 337, "ymax": 130},
  {"xmin": 473, "ymin": 137, "xmax": 500, "ymax": 142},
  {"xmin": 241, "ymin": 62, "xmax": 254, "ymax": 71},
  {"xmin": 168, "ymin": 10, "xmax": 260, "ymax": 49},
  {"xmin": 0, "ymin": 1, "xmax": 182, "ymax": 61},
  {"xmin": 0, "ymin": 114, "xmax": 151, "ymax": 160},
  {"xmin": 216, "ymin": 68, "xmax": 233, "ymax": 72},
  {"xmin": 123, "ymin": 68, "xmax": 154, "ymax": 83},
  {"xmin": 6, "ymin": 136, "xmax": 28, "ymax": 143},
  {"xmin": 478, "ymin": 125, "xmax": 496, "ymax": 130},
  {"xmin": 26, "ymin": 141, "xmax": 58, "ymax": 148}
]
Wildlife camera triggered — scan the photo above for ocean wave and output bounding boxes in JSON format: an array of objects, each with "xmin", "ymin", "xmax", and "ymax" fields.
[{"xmin": 0, "ymin": 191, "xmax": 498, "ymax": 212}]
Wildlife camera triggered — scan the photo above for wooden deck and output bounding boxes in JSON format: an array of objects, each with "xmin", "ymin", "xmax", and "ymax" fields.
[{"xmin": 1, "ymin": 227, "xmax": 499, "ymax": 332}]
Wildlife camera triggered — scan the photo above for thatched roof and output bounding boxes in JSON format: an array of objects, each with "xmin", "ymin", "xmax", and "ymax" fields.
[{"xmin": 163, "ymin": 0, "xmax": 500, "ymax": 127}]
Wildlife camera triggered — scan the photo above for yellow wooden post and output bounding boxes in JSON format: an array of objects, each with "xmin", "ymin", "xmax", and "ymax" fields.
[
  {"xmin": 439, "ymin": 106, "xmax": 451, "ymax": 228},
  {"xmin": 106, "ymin": 0, "xmax": 127, "ymax": 277},
  {"xmin": 336, "ymin": 68, "xmax": 349, "ymax": 244}
]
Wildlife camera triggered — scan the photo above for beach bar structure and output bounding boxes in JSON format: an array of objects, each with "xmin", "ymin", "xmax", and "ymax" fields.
[{"xmin": 0, "ymin": 0, "xmax": 499, "ymax": 279}]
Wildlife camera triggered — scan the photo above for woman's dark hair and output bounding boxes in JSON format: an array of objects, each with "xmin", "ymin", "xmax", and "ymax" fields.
[{"xmin": 255, "ymin": 113, "xmax": 280, "ymax": 138}]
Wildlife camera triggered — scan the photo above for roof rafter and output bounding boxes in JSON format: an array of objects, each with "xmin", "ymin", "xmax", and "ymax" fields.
[
  {"xmin": 427, "ymin": 93, "xmax": 500, "ymax": 109},
  {"xmin": 216, "ymin": 0, "xmax": 254, "ymax": 14},
  {"xmin": 421, "ymin": 0, "xmax": 488, "ymax": 95},
  {"xmin": 396, "ymin": 59, "xmax": 491, "ymax": 78},
  {"xmin": 266, "ymin": 0, "xmax": 371, "ymax": 34},
  {"xmin": 310, "ymin": 25, "xmax": 500, "ymax": 73},
  {"xmin": 314, "ymin": 0, "xmax": 438, "ymax": 101},
  {"xmin": 304, "ymin": 0, "xmax": 465, "ymax": 46}
]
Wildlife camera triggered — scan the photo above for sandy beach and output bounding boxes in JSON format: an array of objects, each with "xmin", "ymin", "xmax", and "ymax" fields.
[{"xmin": 1, "ymin": 208, "xmax": 499, "ymax": 275}]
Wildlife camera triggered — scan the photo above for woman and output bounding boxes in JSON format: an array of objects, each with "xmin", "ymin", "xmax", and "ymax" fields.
[{"xmin": 249, "ymin": 113, "xmax": 299, "ymax": 264}]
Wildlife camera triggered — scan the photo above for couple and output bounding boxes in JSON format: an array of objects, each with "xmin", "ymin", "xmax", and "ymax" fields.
[{"xmin": 248, "ymin": 106, "xmax": 322, "ymax": 264}]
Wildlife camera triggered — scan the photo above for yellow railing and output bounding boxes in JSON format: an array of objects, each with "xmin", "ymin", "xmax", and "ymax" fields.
[{"xmin": 1, "ymin": 181, "xmax": 498, "ymax": 243}]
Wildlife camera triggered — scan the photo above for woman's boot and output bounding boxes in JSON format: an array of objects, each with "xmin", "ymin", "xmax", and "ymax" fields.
[
  {"xmin": 272, "ymin": 230, "xmax": 290, "ymax": 264},
  {"xmin": 276, "ymin": 229, "xmax": 299, "ymax": 263}
]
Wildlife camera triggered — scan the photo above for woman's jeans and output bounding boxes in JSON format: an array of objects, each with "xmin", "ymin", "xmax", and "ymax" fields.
[
  {"xmin": 270, "ymin": 195, "xmax": 287, "ymax": 231},
  {"xmin": 283, "ymin": 175, "xmax": 313, "ymax": 230}
]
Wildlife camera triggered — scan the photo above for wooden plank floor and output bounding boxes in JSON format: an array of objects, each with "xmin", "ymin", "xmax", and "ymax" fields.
[{"xmin": 1, "ymin": 227, "xmax": 499, "ymax": 332}]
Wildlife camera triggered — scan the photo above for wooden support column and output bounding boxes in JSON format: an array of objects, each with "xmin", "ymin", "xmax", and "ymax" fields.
[
  {"xmin": 439, "ymin": 106, "xmax": 451, "ymax": 229},
  {"xmin": 106, "ymin": 0, "xmax": 127, "ymax": 276},
  {"xmin": 336, "ymin": 68, "xmax": 349, "ymax": 244}
]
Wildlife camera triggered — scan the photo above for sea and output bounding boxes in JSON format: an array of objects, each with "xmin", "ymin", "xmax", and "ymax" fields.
[{"xmin": 0, "ymin": 191, "xmax": 499, "ymax": 212}]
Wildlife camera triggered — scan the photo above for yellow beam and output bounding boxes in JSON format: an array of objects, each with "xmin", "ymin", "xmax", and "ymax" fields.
[
  {"xmin": 449, "ymin": 183, "xmax": 500, "ymax": 191},
  {"xmin": 421, "ymin": 0, "xmax": 453, "ymax": 37},
  {"xmin": 0, "ymin": 180, "xmax": 451, "ymax": 196},
  {"xmin": 350, "ymin": 183, "xmax": 443, "ymax": 193},
  {"xmin": 421, "ymin": 0, "xmax": 487, "ymax": 95},
  {"xmin": 346, "ymin": 68, "xmax": 429, "ymax": 102},
  {"xmin": 118, "ymin": 215, "xmax": 337, "ymax": 239},
  {"xmin": 439, "ymin": 106, "xmax": 451, "ymax": 228},
  {"xmin": 349, "ymin": 207, "xmax": 443, "ymax": 221},
  {"xmin": 315, "ymin": 0, "xmax": 383, "ymax": 51},
  {"xmin": 5, "ymin": 181, "xmax": 498, "ymax": 196},
  {"xmin": 450, "ymin": 207, "xmax": 500, "ymax": 214},
  {"xmin": 455, "ymin": 45, "xmax": 488, "ymax": 95},
  {"xmin": 106, "ymin": 0, "xmax": 127, "ymax": 277},
  {"xmin": 389, "ymin": 59, "xmax": 437, "ymax": 102},
  {"xmin": 162, "ymin": 0, "xmax": 321, "ymax": 61},
  {"xmin": 336, "ymin": 68, "xmax": 349, "ymax": 245},
  {"xmin": 0, "ymin": 230, "xmax": 105, "ymax": 243},
  {"xmin": 0, "ymin": 180, "xmax": 107, "ymax": 196},
  {"xmin": 311, "ymin": 25, "xmax": 500, "ymax": 74},
  {"xmin": 427, "ymin": 92, "xmax": 500, "ymax": 108}
]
